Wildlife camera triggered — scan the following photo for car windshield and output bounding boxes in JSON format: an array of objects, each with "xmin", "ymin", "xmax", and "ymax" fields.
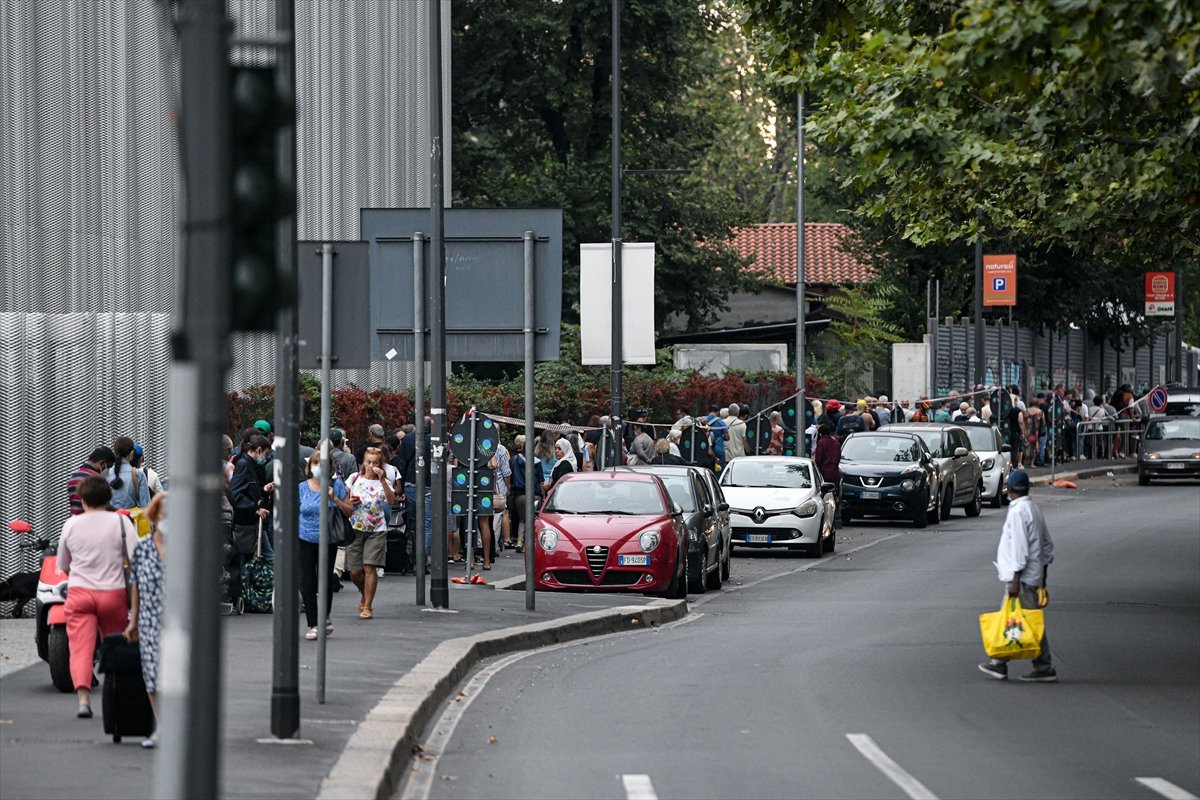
[
  {"xmin": 720, "ymin": 461, "xmax": 812, "ymax": 489},
  {"xmin": 544, "ymin": 479, "xmax": 668, "ymax": 515},
  {"xmin": 841, "ymin": 436, "xmax": 922, "ymax": 463},
  {"xmin": 963, "ymin": 426, "xmax": 997, "ymax": 452},
  {"xmin": 1144, "ymin": 419, "xmax": 1200, "ymax": 440},
  {"xmin": 653, "ymin": 475, "xmax": 697, "ymax": 512},
  {"xmin": 1164, "ymin": 399, "xmax": 1200, "ymax": 417}
]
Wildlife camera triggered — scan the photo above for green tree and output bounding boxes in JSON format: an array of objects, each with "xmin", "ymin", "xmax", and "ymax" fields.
[
  {"xmin": 742, "ymin": 0, "xmax": 1200, "ymax": 342},
  {"xmin": 452, "ymin": 0, "xmax": 755, "ymax": 333}
]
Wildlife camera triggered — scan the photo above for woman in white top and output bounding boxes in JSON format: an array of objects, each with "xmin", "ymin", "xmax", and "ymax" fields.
[{"xmin": 345, "ymin": 447, "xmax": 396, "ymax": 619}]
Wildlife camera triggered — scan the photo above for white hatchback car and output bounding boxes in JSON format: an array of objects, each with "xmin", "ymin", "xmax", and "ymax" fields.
[
  {"xmin": 960, "ymin": 423, "xmax": 1011, "ymax": 507},
  {"xmin": 718, "ymin": 456, "xmax": 837, "ymax": 556}
]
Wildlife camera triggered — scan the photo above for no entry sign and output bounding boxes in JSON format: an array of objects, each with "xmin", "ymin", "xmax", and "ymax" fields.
[{"xmin": 1145, "ymin": 272, "xmax": 1176, "ymax": 316}]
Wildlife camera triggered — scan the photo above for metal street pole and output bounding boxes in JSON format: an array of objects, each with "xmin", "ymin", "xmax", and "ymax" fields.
[
  {"xmin": 428, "ymin": 0, "xmax": 450, "ymax": 609},
  {"xmin": 610, "ymin": 0, "xmax": 623, "ymax": 441},
  {"xmin": 795, "ymin": 92, "xmax": 806, "ymax": 456},
  {"xmin": 523, "ymin": 230, "xmax": 536, "ymax": 611},
  {"xmin": 1175, "ymin": 268, "xmax": 1184, "ymax": 384},
  {"xmin": 156, "ymin": 1, "xmax": 230, "ymax": 796},
  {"xmin": 974, "ymin": 209, "xmax": 985, "ymax": 386},
  {"xmin": 316, "ymin": 243, "xmax": 334, "ymax": 704},
  {"xmin": 270, "ymin": 0, "xmax": 300, "ymax": 740},
  {"xmin": 413, "ymin": 232, "xmax": 426, "ymax": 605}
]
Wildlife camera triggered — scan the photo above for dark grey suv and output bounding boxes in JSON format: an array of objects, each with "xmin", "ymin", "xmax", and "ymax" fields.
[{"xmin": 877, "ymin": 423, "xmax": 985, "ymax": 519}]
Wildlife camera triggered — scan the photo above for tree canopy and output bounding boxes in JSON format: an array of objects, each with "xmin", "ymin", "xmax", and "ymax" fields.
[
  {"xmin": 743, "ymin": 0, "xmax": 1200, "ymax": 342},
  {"xmin": 451, "ymin": 0, "xmax": 757, "ymax": 332}
]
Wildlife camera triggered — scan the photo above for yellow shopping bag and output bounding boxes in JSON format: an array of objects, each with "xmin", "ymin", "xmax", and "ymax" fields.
[{"xmin": 979, "ymin": 596, "xmax": 1044, "ymax": 661}]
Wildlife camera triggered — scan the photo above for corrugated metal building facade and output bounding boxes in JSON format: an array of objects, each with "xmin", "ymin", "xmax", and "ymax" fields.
[{"xmin": 1, "ymin": 0, "xmax": 449, "ymax": 583}]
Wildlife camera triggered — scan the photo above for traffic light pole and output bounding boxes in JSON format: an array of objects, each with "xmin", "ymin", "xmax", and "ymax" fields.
[
  {"xmin": 795, "ymin": 92, "xmax": 806, "ymax": 457},
  {"xmin": 428, "ymin": 0, "xmax": 449, "ymax": 609},
  {"xmin": 610, "ymin": 0, "xmax": 623, "ymax": 439},
  {"xmin": 270, "ymin": 0, "xmax": 301, "ymax": 739},
  {"xmin": 157, "ymin": 1, "xmax": 230, "ymax": 797}
]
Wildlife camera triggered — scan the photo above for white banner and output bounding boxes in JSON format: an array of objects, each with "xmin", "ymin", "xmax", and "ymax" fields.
[{"xmin": 579, "ymin": 242, "xmax": 656, "ymax": 365}]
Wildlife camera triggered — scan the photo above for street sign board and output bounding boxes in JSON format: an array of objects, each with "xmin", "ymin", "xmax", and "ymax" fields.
[
  {"xmin": 983, "ymin": 255, "xmax": 1017, "ymax": 307},
  {"xmin": 361, "ymin": 208, "xmax": 563, "ymax": 362},
  {"xmin": 1148, "ymin": 385, "xmax": 1168, "ymax": 414},
  {"xmin": 1145, "ymin": 272, "xmax": 1175, "ymax": 316},
  {"xmin": 297, "ymin": 242, "xmax": 373, "ymax": 369}
]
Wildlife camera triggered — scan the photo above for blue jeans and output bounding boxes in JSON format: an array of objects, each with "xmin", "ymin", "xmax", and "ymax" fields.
[{"xmin": 404, "ymin": 483, "xmax": 432, "ymax": 556}]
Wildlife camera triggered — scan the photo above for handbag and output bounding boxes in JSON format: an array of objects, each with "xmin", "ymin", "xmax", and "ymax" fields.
[
  {"xmin": 240, "ymin": 518, "xmax": 274, "ymax": 613},
  {"xmin": 118, "ymin": 514, "xmax": 133, "ymax": 605},
  {"xmin": 329, "ymin": 500, "xmax": 353, "ymax": 546},
  {"xmin": 979, "ymin": 596, "xmax": 1044, "ymax": 661}
]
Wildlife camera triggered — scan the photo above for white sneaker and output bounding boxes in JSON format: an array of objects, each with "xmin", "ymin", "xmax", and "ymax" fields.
[
  {"xmin": 325, "ymin": 620, "xmax": 334, "ymax": 636},
  {"xmin": 141, "ymin": 733, "xmax": 158, "ymax": 749},
  {"xmin": 305, "ymin": 627, "xmax": 318, "ymax": 641}
]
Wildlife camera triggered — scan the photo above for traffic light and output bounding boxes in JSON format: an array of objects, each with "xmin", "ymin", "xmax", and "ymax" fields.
[{"xmin": 229, "ymin": 66, "xmax": 294, "ymax": 331}]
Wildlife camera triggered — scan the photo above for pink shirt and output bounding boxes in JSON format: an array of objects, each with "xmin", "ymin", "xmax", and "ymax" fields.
[{"xmin": 57, "ymin": 511, "xmax": 129, "ymax": 591}]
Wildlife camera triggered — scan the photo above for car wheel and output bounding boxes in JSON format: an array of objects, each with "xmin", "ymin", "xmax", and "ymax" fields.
[
  {"xmin": 940, "ymin": 486, "xmax": 953, "ymax": 520},
  {"xmin": 840, "ymin": 507, "xmax": 853, "ymax": 527},
  {"xmin": 928, "ymin": 487, "xmax": 941, "ymax": 525},
  {"xmin": 989, "ymin": 485, "xmax": 1002, "ymax": 508},
  {"xmin": 720, "ymin": 538, "xmax": 731, "ymax": 580},
  {"xmin": 1138, "ymin": 467, "xmax": 1150, "ymax": 486},
  {"xmin": 48, "ymin": 625, "xmax": 73, "ymax": 694},
  {"xmin": 822, "ymin": 519, "xmax": 836, "ymax": 553},
  {"xmin": 706, "ymin": 542, "xmax": 724, "ymax": 590},
  {"xmin": 688, "ymin": 548, "xmax": 707, "ymax": 595},
  {"xmin": 912, "ymin": 491, "xmax": 929, "ymax": 528},
  {"xmin": 965, "ymin": 483, "xmax": 983, "ymax": 517}
]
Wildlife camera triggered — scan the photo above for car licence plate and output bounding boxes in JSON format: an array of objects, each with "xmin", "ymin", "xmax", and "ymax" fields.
[
  {"xmin": 861, "ymin": 491, "xmax": 882, "ymax": 500},
  {"xmin": 1167, "ymin": 462, "xmax": 1185, "ymax": 470},
  {"xmin": 746, "ymin": 534, "xmax": 772, "ymax": 543},
  {"xmin": 617, "ymin": 555, "xmax": 649, "ymax": 566}
]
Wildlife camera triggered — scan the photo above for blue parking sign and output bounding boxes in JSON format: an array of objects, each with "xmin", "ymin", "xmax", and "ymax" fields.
[{"xmin": 993, "ymin": 277, "xmax": 1006, "ymax": 292}]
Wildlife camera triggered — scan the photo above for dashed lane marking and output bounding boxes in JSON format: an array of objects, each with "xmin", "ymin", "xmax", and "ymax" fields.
[
  {"xmin": 1136, "ymin": 778, "xmax": 1200, "ymax": 800},
  {"xmin": 621, "ymin": 773, "xmax": 658, "ymax": 800},
  {"xmin": 846, "ymin": 733, "xmax": 939, "ymax": 800}
]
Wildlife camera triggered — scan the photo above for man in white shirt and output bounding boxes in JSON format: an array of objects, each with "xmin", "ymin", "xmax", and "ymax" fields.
[{"xmin": 979, "ymin": 471, "xmax": 1056, "ymax": 682}]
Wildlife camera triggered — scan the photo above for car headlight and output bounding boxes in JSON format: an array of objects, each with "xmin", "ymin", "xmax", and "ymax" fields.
[
  {"xmin": 901, "ymin": 479, "xmax": 916, "ymax": 492},
  {"xmin": 792, "ymin": 498, "xmax": 818, "ymax": 518},
  {"xmin": 1146, "ymin": 452, "xmax": 1160, "ymax": 460},
  {"xmin": 639, "ymin": 529, "xmax": 661, "ymax": 552},
  {"xmin": 980, "ymin": 457, "xmax": 995, "ymax": 470},
  {"xmin": 537, "ymin": 526, "xmax": 559, "ymax": 552}
]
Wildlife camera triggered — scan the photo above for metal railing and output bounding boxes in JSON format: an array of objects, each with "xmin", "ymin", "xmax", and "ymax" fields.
[{"xmin": 1074, "ymin": 418, "xmax": 1143, "ymax": 460}]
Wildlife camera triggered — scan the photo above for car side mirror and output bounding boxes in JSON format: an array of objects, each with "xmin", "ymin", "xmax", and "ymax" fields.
[
  {"xmin": 718, "ymin": 502, "xmax": 729, "ymax": 512},
  {"xmin": 1000, "ymin": 444, "xmax": 1012, "ymax": 453},
  {"xmin": 954, "ymin": 447, "xmax": 968, "ymax": 457},
  {"xmin": 821, "ymin": 482, "xmax": 835, "ymax": 494},
  {"xmin": 672, "ymin": 502, "xmax": 684, "ymax": 516}
]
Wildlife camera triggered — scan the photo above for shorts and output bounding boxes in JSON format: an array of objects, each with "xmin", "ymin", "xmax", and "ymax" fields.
[{"xmin": 344, "ymin": 528, "xmax": 387, "ymax": 570}]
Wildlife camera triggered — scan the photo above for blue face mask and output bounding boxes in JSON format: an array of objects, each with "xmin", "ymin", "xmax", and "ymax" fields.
[
  {"xmin": 255, "ymin": 455, "xmax": 267, "ymax": 465},
  {"xmin": 310, "ymin": 464, "xmax": 322, "ymax": 479}
]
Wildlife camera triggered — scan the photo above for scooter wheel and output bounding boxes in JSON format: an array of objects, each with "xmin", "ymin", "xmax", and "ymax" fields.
[{"xmin": 48, "ymin": 626, "xmax": 73, "ymax": 694}]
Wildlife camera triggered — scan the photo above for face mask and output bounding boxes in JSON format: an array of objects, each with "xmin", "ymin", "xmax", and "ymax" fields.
[
  {"xmin": 311, "ymin": 464, "xmax": 322, "ymax": 479},
  {"xmin": 255, "ymin": 455, "xmax": 267, "ymax": 465}
]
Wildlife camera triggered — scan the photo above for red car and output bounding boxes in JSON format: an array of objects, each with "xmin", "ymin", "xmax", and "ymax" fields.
[{"xmin": 534, "ymin": 471, "xmax": 689, "ymax": 597}]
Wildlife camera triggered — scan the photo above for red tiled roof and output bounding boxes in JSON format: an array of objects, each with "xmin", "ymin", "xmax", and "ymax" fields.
[{"xmin": 732, "ymin": 222, "xmax": 874, "ymax": 286}]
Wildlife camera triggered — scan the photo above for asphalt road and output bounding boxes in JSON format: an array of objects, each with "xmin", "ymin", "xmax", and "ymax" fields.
[{"xmin": 401, "ymin": 480, "xmax": 1200, "ymax": 800}]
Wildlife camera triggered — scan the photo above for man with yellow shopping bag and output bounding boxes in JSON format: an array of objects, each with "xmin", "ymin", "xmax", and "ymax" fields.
[{"xmin": 978, "ymin": 470, "xmax": 1058, "ymax": 682}]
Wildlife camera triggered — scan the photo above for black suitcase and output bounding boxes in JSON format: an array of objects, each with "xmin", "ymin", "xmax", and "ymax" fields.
[{"xmin": 97, "ymin": 634, "xmax": 156, "ymax": 743}]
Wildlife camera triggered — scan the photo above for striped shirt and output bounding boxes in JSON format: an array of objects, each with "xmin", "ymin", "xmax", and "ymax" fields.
[{"xmin": 67, "ymin": 463, "xmax": 100, "ymax": 515}]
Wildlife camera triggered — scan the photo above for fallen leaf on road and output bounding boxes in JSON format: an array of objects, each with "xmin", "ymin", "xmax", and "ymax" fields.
[
  {"xmin": 441, "ymin": 775, "xmax": 458, "ymax": 781},
  {"xmin": 488, "ymin": 736, "xmax": 498, "ymax": 744},
  {"xmin": 458, "ymin": 690, "xmax": 469, "ymax": 697},
  {"xmin": 630, "ymin": 618, "xmax": 639, "ymax": 625}
]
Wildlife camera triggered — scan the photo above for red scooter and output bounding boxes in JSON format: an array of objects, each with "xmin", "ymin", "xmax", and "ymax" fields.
[{"xmin": 9, "ymin": 520, "xmax": 72, "ymax": 692}]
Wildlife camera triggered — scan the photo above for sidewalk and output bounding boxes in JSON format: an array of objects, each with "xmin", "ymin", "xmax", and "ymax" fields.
[
  {"xmin": 1020, "ymin": 456, "xmax": 1137, "ymax": 486},
  {"xmin": 0, "ymin": 546, "xmax": 685, "ymax": 800}
]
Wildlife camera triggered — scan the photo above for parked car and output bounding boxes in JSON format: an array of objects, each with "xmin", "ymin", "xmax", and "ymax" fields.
[
  {"xmin": 690, "ymin": 465, "xmax": 733, "ymax": 583},
  {"xmin": 960, "ymin": 422, "xmax": 1012, "ymax": 507},
  {"xmin": 533, "ymin": 471, "xmax": 689, "ymax": 597},
  {"xmin": 1163, "ymin": 387, "xmax": 1200, "ymax": 418},
  {"xmin": 717, "ymin": 456, "xmax": 837, "ymax": 556},
  {"xmin": 1137, "ymin": 416, "xmax": 1200, "ymax": 484},
  {"xmin": 838, "ymin": 432, "xmax": 940, "ymax": 527},
  {"xmin": 621, "ymin": 465, "xmax": 729, "ymax": 592},
  {"xmin": 877, "ymin": 423, "xmax": 984, "ymax": 518}
]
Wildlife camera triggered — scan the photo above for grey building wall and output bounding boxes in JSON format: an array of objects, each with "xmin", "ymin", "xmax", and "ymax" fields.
[{"xmin": 1, "ymin": 0, "xmax": 449, "ymax": 584}]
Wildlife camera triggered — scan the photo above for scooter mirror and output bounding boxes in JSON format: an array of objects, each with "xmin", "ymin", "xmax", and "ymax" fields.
[{"xmin": 8, "ymin": 520, "xmax": 31, "ymax": 534}]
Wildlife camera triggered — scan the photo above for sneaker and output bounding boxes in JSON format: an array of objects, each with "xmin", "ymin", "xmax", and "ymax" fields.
[
  {"xmin": 141, "ymin": 733, "xmax": 158, "ymax": 749},
  {"xmin": 1019, "ymin": 668, "xmax": 1058, "ymax": 683},
  {"xmin": 326, "ymin": 620, "xmax": 335, "ymax": 635},
  {"xmin": 978, "ymin": 662, "xmax": 1007, "ymax": 680},
  {"xmin": 77, "ymin": 703, "xmax": 93, "ymax": 718},
  {"xmin": 305, "ymin": 627, "xmax": 318, "ymax": 641}
]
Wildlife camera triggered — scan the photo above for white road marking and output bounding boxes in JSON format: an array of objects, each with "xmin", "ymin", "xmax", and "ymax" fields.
[
  {"xmin": 846, "ymin": 733, "xmax": 939, "ymax": 800},
  {"xmin": 1136, "ymin": 778, "xmax": 1200, "ymax": 800},
  {"xmin": 621, "ymin": 773, "xmax": 658, "ymax": 800}
]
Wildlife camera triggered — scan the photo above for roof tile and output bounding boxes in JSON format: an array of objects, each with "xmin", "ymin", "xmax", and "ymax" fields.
[{"xmin": 732, "ymin": 222, "xmax": 874, "ymax": 286}]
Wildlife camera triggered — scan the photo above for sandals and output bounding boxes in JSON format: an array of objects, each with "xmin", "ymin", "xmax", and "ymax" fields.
[
  {"xmin": 359, "ymin": 607, "xmax": 373, "ymax": 620},
  {"xmin": 305, "ymin": 627, "xmax": 318, "ymax": 641},
  {"xmin": 482, "ymin": 563, "xmax": 492, "ymax": 570}
]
